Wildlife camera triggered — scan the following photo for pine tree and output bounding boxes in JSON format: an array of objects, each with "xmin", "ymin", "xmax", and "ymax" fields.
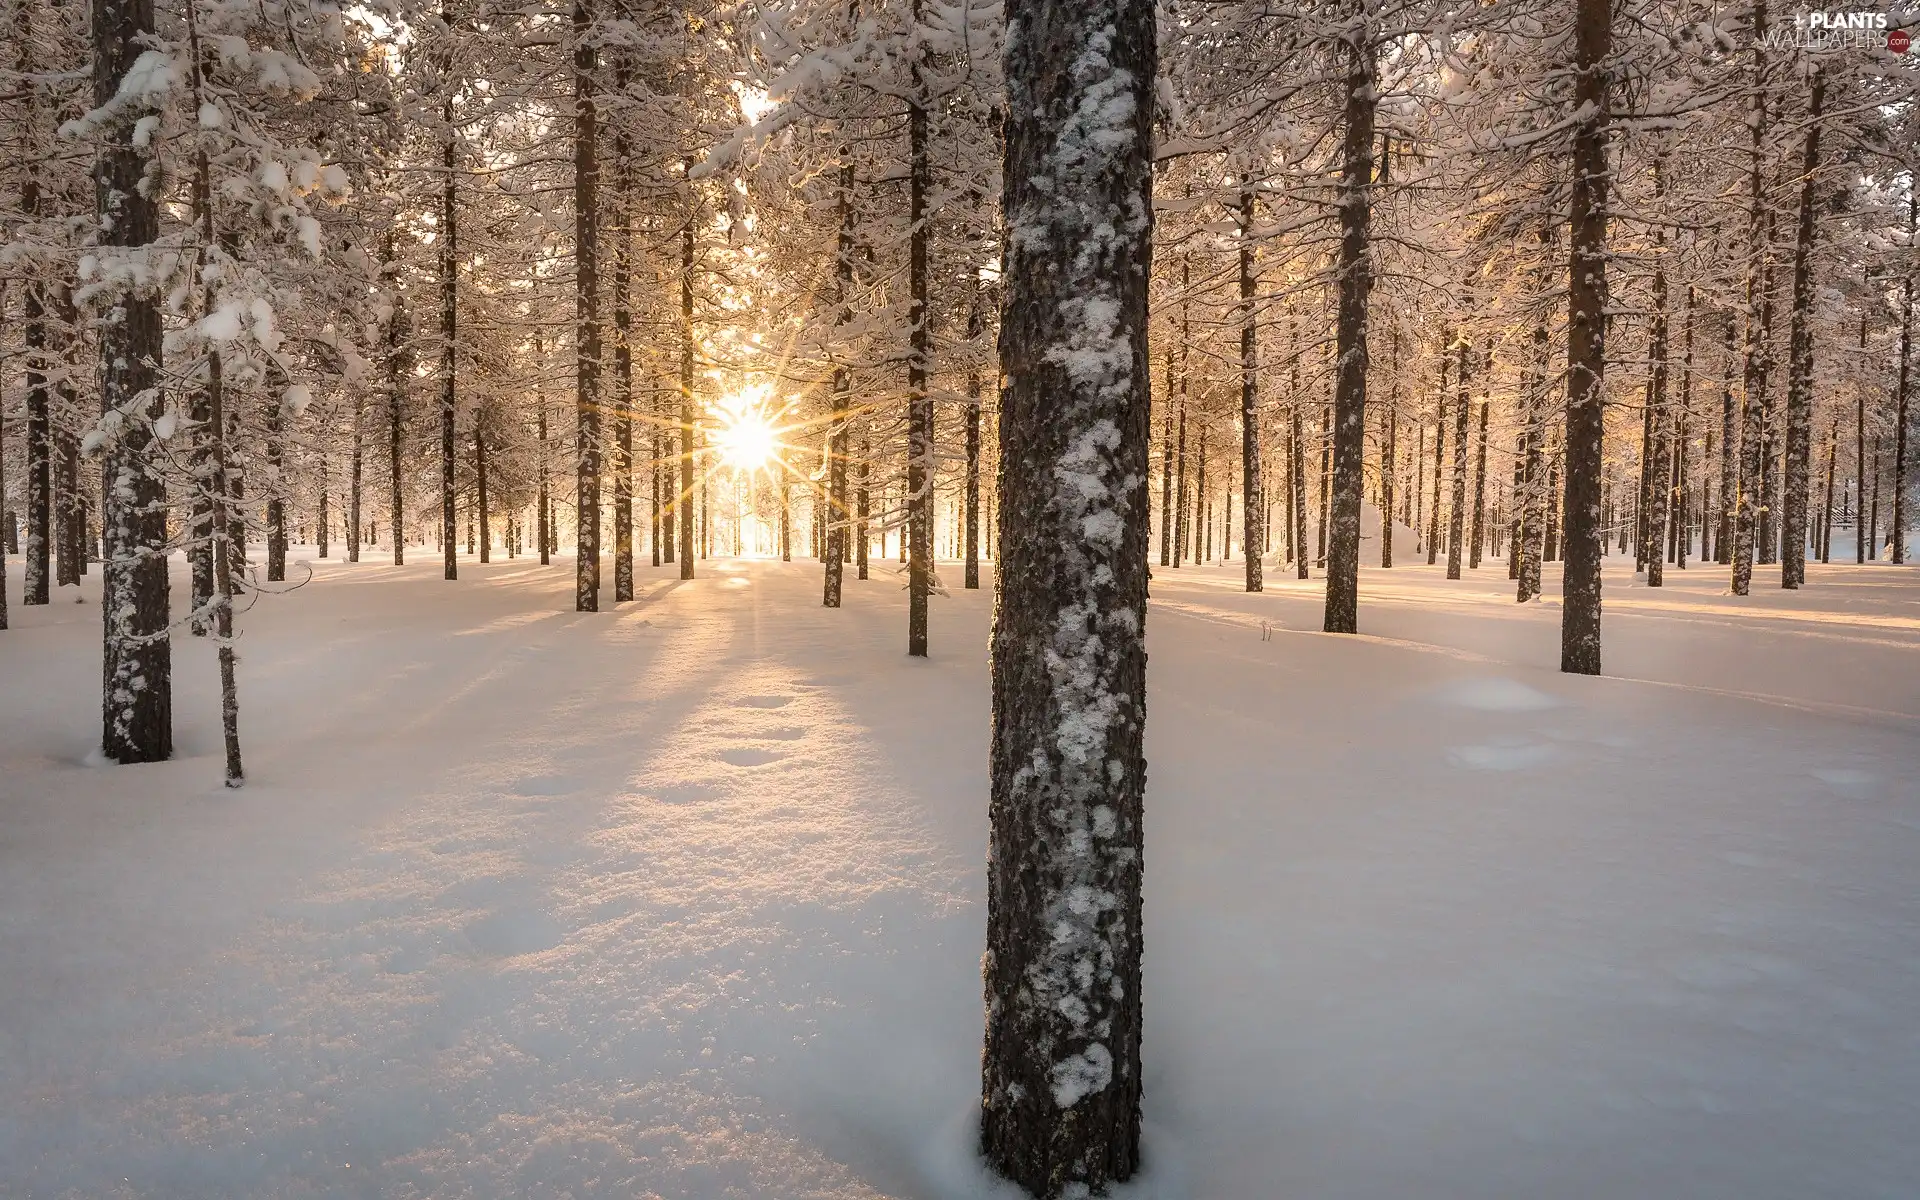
[{"xmin": 980, "ymin": 0, "xmax": 1153, "ymax": 1189}]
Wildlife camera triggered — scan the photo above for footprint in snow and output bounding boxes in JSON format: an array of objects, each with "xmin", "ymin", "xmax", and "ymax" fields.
[
  {"xmin": 1447, "ymin": 739, "xmax": 1556, "ymax": 771},
  {"xmin": 735, "ymin": 694, "xmax": 795, "ymax": 709},
  {"xmin": 718, "ymin": 747, "xmax": 785, "ymax": 767},
  {"xmin": 464, "ymin": 907, "xmax": 563, "ymax": 957}
]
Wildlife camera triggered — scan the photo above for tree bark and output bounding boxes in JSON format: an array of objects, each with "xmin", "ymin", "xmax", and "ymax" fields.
[
  {"xmin": 96, "ymin": 0, "xmax": 173, "ymax": 762},
  {"xmin": 1324, "ymin": 20, "xmax": 1372, "ymax": 628},
  {"xmin": 906, "ymin": 2, "xmax": 933, "ymax": 656},
  {"xmin": 1560, "ymin": 0, "xmax": 1611, "ymax": 674},
  {"xmin": 1780, "ymin": 69, "xmax": 1823, "ymax": 589},
  {"xmin": 1447, "ymin": 321, "xmax": 1470, "ymax": 579},
  {"xmin": 966, "ymin": 275, "xmax": 984, "ymax": 589},
  {"xmin": 574, "ymin": 0, "xmax": 602, "ymax": 610},
  {"xmin": 1237, "ymin": 187, "xmax": 1265, "ymax": 594},
  {"xmin": 679, "ymin": 162, "xmax": 697, "ymax": 578},
  {"xmin": 1732, "ymin": 1, "xmax": 1772, "ymax": 594},
  {"xmin": 825, "ymin": 160, "xmax": 854, "ymax": 607},
  {"xmin": 440, "ymin": 81, "xmax": 459, "ymax": 584},
  {"xmin": 1892, "ymin": 190, "xmax": 1915, "ymax": 564},
  {"xmin": 982, "ymin": 0, "xmax": 1153, "ymax": 1186}
]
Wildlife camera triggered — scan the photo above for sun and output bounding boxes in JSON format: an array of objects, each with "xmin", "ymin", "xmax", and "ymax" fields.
[{"xmin": 714, "ymin": 397, "xmax": 779, "ymax": 474}]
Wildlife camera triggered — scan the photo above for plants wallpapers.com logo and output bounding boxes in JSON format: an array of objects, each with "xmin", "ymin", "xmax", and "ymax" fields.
[{"xmin": 1778, "ymin": 10, "xmax": 1914, "ymax": 50}]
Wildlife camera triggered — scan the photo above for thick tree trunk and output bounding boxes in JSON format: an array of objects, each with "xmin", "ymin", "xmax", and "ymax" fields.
[
  {"xmin": 1780, "ymin": 69, "xmax": 1823, "ymax": 589},
  {"xmin": 982, "ymin": 0, "xmax": 1153, "ymax": 1187},
  {"xmin": 96, "ymin": 0, "xmax": 172, "ymax": 762},
  {"xmin": 1237, "ymin": 188, "xmax": 1265, "ymax": 594},
  {"xmin": 574, "ymin": 0, "xmax": 602, "ymax": 611},
  {"xmin": 440, "ymin": 91, "xmax": 459, "ymax": 584},
  {"xmin": 906, "ymin": 8, "xmax": 933, "ymax": 656},
  {"xmin": 1324, "ymin": 25, "xmax": 1372, "ymax": 628},
  {"xmin": 1560, "ymin": 0, "xmax": 1611, "ymax": 674},
  {"xmin": 1732, "ymin": 4, "xmax": 1772, "ymax": 594}
]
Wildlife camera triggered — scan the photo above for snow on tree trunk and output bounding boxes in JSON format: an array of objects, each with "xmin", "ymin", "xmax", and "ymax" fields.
[
  {"xmin": 1447, "ymin": 321, "xmax": 1470, "ymax": 581},
  {"xmin": 1779, "ymin": 69, "xmax": 1823, "ymax": 591},
  {"xmin": 1237, "ymin": 187, "xmax": 1264, "ymax": 595},
  {"xmin": 95, "ymin": 0, "xmax": 172, "ymax": 763},
  {"xmin": 678, "ymin": 173, "xmax": 697, "ymax": 580},
  {"xmin": 1732, "ymin": 0, "xmax": 1772, "ymax": 596},
  {"xmin": 1324, "ymin": 16, "xmax": 1372, "ymax": 631},
  {"xmin": 574, "ymin": 0, "xmax": 602, "ymax": 611},
  {"xmin": 825, "ymin": 161, "xmax": 854, "ymax": 608},
  {"xmin": 1645, "ymin": 158, "xmax": 1674, "ymax": 589},
  {"xmin": 1889, "ymin": 192, "xmax": 1913, "ymax": 564},
  {"xmin": 1559, "ymin": 0, "xmax": 1610, "ymax": 676},
  {"xmin": 980, "ymin": 0, "xmax": 1154, "ymax": 1189},
  {"xmin": 906, "ymin": 8, "xmax": 933, "ymax": 658},
  {"xmin": 440, "ymin": 91, "xmax": 460, "ymax": 585}
]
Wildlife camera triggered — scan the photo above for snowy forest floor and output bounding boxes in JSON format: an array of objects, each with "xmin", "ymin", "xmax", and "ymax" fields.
[{"xmin": 3, "ymin": 550, "xmax": 1918, "ymax": 1199}]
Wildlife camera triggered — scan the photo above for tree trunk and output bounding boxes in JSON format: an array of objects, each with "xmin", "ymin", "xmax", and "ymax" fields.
[
  {"xmin": 984, "ymin": 0, "xmax": 1154, "ymax": 1166},
  {"xmin": 824, "ymin": 161, "xmax": 854, "ymax": 606},
  {"xmin": 611, "ymin": 31, "xmax": 634, "ymax": 602},
  {"xmin": 906, "ymin": 6, "xmax": 933, "ymax": 657},
  {"xmin": 1560, "ymin": 0, "xmax": 1611, "ymax": 674},
  {"xmin": 1820, "ymin": 417, "xmax": 1836, "ymax": 564},
  {"xmin": 679, "ymin": 163, "xmax": 697, "ymax": 578},
  {"xmin": 1893, "ymin": 190, "xmax": 1915, "ymax": 564},
  {"xmin": 1719, "ymin": 309, "xmax": 1737, "ymax": 564},
  {"xmin": 440, "ymin": 85, "xmax": 459, "ymax": 584},
  {"xmin": 1447, "ymin": 322, "xmax": 1471, "ymax": 579},
  {"xmin": 574, "ymin": 0, "xmax": 602, "ymax": 611},
  {"xmin": 1643, "ymin": 161, "xmax": 1673, "ymax": 588},
  {"xmin": 857, "ymin": 427, "xmax": 871, "ymax": 580},
  {"xmin": 1780, "ymin": 69, "xmax": 1823, "ymax": 589},
  {"xmin": 966, "ymin": 278, "xmax": 984, "ymax": 589},
  {"xmin": 23, "ymin": 271, "xmax": 48, "ymax": 605},
  {"xmin": 266, "ymin": 387, "xmax": 287, "ymax": 582},
  {"xmin": 1469, "ymin": 392, "xmax": 1489, "ymax": 570},
  {"xmin": 1324, "ymin": 24, "xmax": 1373, "ymax": 627},
  {"xmin": 1382, "ymin": 329, "xmax": 1397, "ymax": 569},
  {"xmin": 1732, "ymin": 2, "xmax": 1773, "ymax": 595},
  {"xmin": 1237, "ymin": 187, "xmax": 1265, "ymax": 594},
  {"xmin": 349, "ymin": 381, "xmax": 363, "ymax": 563},
  {"xmin": 96, "ymin": 0, "xmax": 173, "ymax": 762},
  {"xmin": 1428, "ymin": 342, "xmax": 1447, "ymax": 565}
]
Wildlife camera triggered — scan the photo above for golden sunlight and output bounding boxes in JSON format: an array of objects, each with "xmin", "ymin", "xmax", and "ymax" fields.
[{"xmin": 713, "ymin": 392, "xmax": 780, "ymax": 474}]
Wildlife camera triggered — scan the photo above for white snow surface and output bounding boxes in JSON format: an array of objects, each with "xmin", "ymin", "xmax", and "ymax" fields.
[{"xmin": 3, "ymin": 551, "xmax": 1920, "ymax": 1198}]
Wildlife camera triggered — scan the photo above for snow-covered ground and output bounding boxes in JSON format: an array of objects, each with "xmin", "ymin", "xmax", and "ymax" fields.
[{"xmin": 3, "ymin": 549, "xmax": 1918, "ymax": 1199}]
